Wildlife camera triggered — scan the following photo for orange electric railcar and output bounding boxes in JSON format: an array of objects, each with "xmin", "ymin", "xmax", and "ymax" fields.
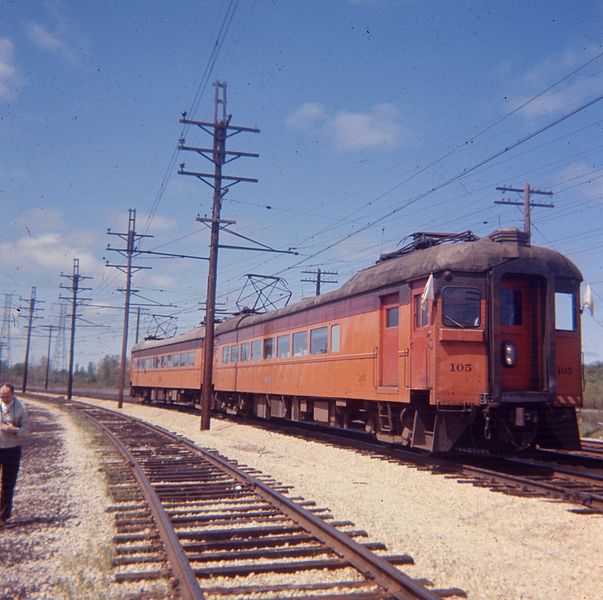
[{"xmin": 130, "ymin": 229, "xmax": 584, "ymax": 453}]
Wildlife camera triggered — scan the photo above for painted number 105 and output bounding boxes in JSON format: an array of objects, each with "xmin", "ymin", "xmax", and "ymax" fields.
[{"xmin": 449, "ymin": 363, "xmax": 473, "ymax": 373}]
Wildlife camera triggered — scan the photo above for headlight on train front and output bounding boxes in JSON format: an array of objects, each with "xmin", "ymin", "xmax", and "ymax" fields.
[{"xmin": 501, "ymin": 341, "xmax": 516, "ymax": 367}]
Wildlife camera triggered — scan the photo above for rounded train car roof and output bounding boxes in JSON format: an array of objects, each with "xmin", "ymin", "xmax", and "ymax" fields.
[
  {"xmin": 133, "ymin": 228, "xmax": 582, "ymax": 349},
  {"xmin": 132, "ymin": 325, "xmax": 205, "ymax": 353}
]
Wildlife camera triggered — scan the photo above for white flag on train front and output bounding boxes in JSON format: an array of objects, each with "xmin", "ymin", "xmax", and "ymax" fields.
[
  {"xmin": 582, "ymin": 283, "xmax": 594, "ymax": 316},
  {"xmin": 421, "ymin": 273, "xmax": 435, "ymax": 310}
]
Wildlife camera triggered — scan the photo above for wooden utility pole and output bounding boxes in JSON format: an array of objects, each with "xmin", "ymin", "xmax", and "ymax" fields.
[
  {"xmin": 179, "ymin": 81, "xmax": 259, "ymax": 430},
  {"xmin": 301, "ymin": 268, "xmax": 338, "ymax": 296},
  {"xmin": 106, "ymin": 209, "xmax": 152, "ymax": 409},
  {"xmin": 60, "ymin": 258, "xmax": 92, "ymax": 400},
  {"xmin": 495, "ymin": 183, "xmax": 553, "ymax": 243}
]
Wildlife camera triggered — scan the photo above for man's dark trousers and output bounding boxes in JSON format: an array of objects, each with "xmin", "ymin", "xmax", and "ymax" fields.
[{"xmin": 0, "ymin": 446, "xmax": 22, "ymax": 521}]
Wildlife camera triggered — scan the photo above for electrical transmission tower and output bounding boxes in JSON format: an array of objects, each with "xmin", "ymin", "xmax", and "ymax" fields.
[
  {"xmin": 0, "ymin": 293, "xmax": 17, "ymax": 379},
  {"xmin": 495, "ymin": 183, "xmax": 554, "ymax": 243},
  {"xmin": 178, "ymin": 80, "xmax": 260, "ymax": 430},
  {"xmin": 19, "ymin": 286, "xmax": 44, "ymax": 393},
  {"xmin": 38, "ymin": 324, "xmax": 54, "ymax": 390},
  {"xmin": 52, "ymin": 303, "xmax": 69, "ymax": 381},
  {"xmin": 301, "ymin": 268, "xmax": 339, "ymax": 296},
  {"xmin": 59, "ymin": 258, "xmax": 92, "ymax": 400},
  {"xmin": 105, "ymin": 208, "xmax": 153, "ymax": 408}
]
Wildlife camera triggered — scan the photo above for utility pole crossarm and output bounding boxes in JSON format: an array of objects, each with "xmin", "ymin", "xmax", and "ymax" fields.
[
  {"xmin": 179, "ymin": 145, "xmax": 259, "ymax": 160},
  {"xmin": 494, "ymin": 182, "xmax": 555, "ymax": 243},
  {"xmin": 179, "ymin": 117, "xmax": 260, "ymax": 134},
  {"xmin": 178, "ymin": 168, "xmax": 259, "ymax": 185},
  {"xmin": 301, "ymin": 268, "xmax": 339, "ymax": 296}
]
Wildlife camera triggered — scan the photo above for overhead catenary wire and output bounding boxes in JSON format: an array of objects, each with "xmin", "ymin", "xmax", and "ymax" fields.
[
  {"xmin": 273, "ymin": 89, "xmax": 603, "ymax": 276},
  {"xmin": 141, "ymin": 0, "xmax": 240, "ymax": 237}
]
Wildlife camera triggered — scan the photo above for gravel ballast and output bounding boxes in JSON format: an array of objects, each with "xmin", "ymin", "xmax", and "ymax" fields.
[
  {"xmin": 78, "ymin": 397, "xmax": 603, "ymax": 600},
  {"xmin": 3, "ymin": 395, "xmax": 602, "ymax": 599},
  {"xmin": 0, "ymin": 399, "xmax": 117, "ymax": 598}
]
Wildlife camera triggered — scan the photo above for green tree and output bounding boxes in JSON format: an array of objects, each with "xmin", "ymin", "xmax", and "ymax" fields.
[
  {"xmin": 584, "ymin": 361, "xmax": 603, "ymax": 409},
  {"xmin": 97, "ymin": 355, "xmax": 120, "ymax": 386}
]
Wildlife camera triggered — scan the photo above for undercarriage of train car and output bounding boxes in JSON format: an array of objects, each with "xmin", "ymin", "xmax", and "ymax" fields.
[{"xmin": 211, "ymin": 388, "xmax": 580, "ymax": 454}]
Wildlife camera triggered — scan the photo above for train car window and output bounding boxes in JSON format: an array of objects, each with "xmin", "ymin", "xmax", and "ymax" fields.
[
  {"xmin": 240, "ymin": 342, "xmax": 249, "ymax": 361},
  {"xmin": 231, "ymin": 345, "xmax": 239, "ymax": 363},
  {"xmin": 500, "ymin": 289, "xmax": 522, "ymax": 326},
  {"xmin": 222, "ymin": 347, "xmax": 230, "ymax": 364},
  {"xmin": 277, "ymin": 334, "xmax": 290, "ymax": 358},
  {"xmin": 180, "ymin": 352, "xmax": 187, "ymax": 367},
  {"xmin": 442, "ymin": 287, "xmax": 481, "ymax": 329},
  {"xmin": 173, "ymin": 354, "xmax": 179, "ymax": 367},
  {"xmin": 331, "ymin": 324, "xmax": 340, "ymax": 353},
  {"xmin": 293, "ymin": 331, "xmax": 308, "ymax": 356},
  {"xmin": 263, "ymin": 338, "xmax": 274, "ymax": 360},
  {"xmin": 155, "ymin": 356, "xmax": 160, "ymax": 369},
  {"xmin": 386, "ymin": 307, "xmax": 399, "ymax": 327},
  {"xmin": 167, "ymin": 354, "xmax": 172, "ymax": 368},
  {"xmin": 555, "ymin": 292, "xmax": 575, "ymax": 331},
  {"xmin": 188, "ymin": 352, "xmax": 195, "ymax": 367},
  {"xmin": 414, "ymin": 295, "xmax": 429, "ymax": 328},
  {"xmin": 442, "ymin": 287, "xmax": 480, "ymax": 328},
  {"xmin": 310, "ymin": 327, "xmax": 328, "ymax": 355},
  {"xmin": 251, "ymin": 340, "xmax": 261, "ymax": 361},
  {"xmin": 160, "ymin": 355, "xmax": 166, "ymax": 368}
]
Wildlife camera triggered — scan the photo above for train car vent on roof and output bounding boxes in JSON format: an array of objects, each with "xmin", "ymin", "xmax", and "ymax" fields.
[{"xmin": 488, "ymin": 228, "xmax": 530, "ymax": 245}]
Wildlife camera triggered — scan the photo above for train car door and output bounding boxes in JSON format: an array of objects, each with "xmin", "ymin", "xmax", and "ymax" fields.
[
  {"xmin": 380, "ymin": 293, "xmax": 399, "ymax": 386},
  {"xmin": 499, "ymin": 275, "xmax": 544, "ymax": 391},
  {"xmin": 410, "ymin": 283, "xmax": 431, "ymax": 389}
]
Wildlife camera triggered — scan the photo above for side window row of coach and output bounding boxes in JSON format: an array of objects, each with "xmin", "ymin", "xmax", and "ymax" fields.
[
  {"xmin": 221, "ymin": 324, "xmax": 340, "ymax": 364},
  {"xmin": 135, "ymin": 351, "xmax": 196, "ymax": 370}
]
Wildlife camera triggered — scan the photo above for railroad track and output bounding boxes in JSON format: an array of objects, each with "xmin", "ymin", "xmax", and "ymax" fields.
[
  {"xmin": 228, "ymin": 415, "xmax": 603, "ymax": 515},
  {"xmin": 580, "ymin": 438, "xmax": 603, "ymax": 456},
  {"xmin": 28, "ymin": 390, "xmax": 603, "ymax": 515},
  {"xmin": 43, "ymin": 398, "xmax": 464, "ymax": 600}
]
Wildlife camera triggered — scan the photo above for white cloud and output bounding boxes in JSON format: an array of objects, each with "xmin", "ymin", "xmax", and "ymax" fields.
[
  {"xmin": 0, "ymin": 231, "xmax": 104, "ymax": 278},
  {"xmin": 11, "ymin": 207, "xmax": 65, "ymax": 233},
  {"xmin": 286, "ymin": 102, "xmax": 405, "ymax": 151},
  {"xmin": 512, "ymin": 46, "xmax": 603, "ymax": 120},
  {"xmin": 0, "ymin": 38, "xmax": 22, "ymax": 98},
  {"xmin": 285, "ymin": 103, "xmax": 328, "ymax": 129},
  {"xmin": 140, "ymin": 272, "xmax": 178, "ymax": 289},
  {"xmin": 24, "ymin": 21, "xmax": 80, "ymax": 65},
  {"xmin": 555, "ymin": 163, "xmax": 603, "ymax": 201},
  {"xmin": 331, "ymin": 103, "xmax": 402, "ymax": 150}
]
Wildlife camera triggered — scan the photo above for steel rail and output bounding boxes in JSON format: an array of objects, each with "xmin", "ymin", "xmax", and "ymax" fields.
[
  {"xmin": 77, "ymin": 410, "xmax": 205, "ymax": 600},
  {"xmin": 73, "ymin": 400, "xmax": 439, "ymax": 600},
  {"xmin": 457, "ymin": 460, "xmax": 603, "ymax": 511},
  {"xmin": 234, "ymin": 415, "xmax": 603, "ymax": 513},
  {"xmin": 169, "ymin": 430, "xmax": 439, "ymax": 600}
]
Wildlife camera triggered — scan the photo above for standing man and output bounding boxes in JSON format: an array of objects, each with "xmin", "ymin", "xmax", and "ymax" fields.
[{"xmin": 0, "ymin": 383, "xmax": 29, "ymax": 526}]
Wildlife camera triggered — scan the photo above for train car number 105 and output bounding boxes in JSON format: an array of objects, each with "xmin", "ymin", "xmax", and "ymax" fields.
[{"xmin": 449, "ymin": 363, "xmax": 473, "ymax": 373}]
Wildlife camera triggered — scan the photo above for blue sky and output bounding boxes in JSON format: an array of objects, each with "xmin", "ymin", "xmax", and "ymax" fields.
[{"xmin": 1, "ymin": 0, "xmax": 602, "ymax": 371}]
